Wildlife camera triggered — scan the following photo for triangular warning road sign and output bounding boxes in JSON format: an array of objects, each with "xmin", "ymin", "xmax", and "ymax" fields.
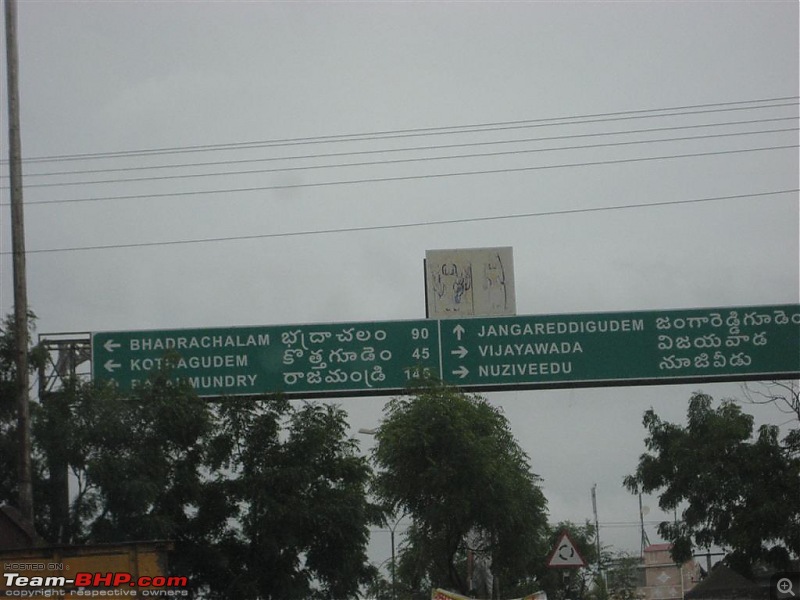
[{"xmin": 547, "ymin": 530, "xmax": 587, "ymax": 568}]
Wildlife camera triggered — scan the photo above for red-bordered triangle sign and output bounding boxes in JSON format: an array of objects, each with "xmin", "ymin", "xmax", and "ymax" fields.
[{"xmin": 547, "ymin": 530, "xmax": 587, "ymax": 568}]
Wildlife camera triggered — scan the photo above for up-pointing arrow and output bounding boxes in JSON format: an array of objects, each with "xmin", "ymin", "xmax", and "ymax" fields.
[{"xmin": 453, "ymin": 324, "xmax": 465, "ymax": 341}]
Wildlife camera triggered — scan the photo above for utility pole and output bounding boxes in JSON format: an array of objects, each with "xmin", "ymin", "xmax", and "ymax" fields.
[
  {"xmin": 591, "ymin": 485, "xmax": 603, "ymax": 587},
  {"xmin": 390, "ymin": 522, "xmax": 396, "ymax": 600},
  {"xmin": 4, "ymin": 0, "xmax": 33, "ymax": 524},
  {"xmin": 639, "ymin": 493, "xmax": 650, "ymax": 557}
]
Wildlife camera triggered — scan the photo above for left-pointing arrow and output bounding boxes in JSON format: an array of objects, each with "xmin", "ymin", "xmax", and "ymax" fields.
[
  {"xmin": 104, "ymin": 339, "xmax": 121, "ymax": 353},
  {"xmin": 104, "ymin": 360, "xmax": 121, "ymax": 373}
]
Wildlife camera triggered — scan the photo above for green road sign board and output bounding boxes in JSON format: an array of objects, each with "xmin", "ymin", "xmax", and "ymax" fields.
[
  {"xmin": 439, "ymin": 304, "xmax": 800, "ymax": 391},
  {"xmin": 93, "ymin": 319, "xmax": 440, "ymax": 398},
  {"xmin": 92, "ymin": 304, "xmax": 800, "ymax": 398}
]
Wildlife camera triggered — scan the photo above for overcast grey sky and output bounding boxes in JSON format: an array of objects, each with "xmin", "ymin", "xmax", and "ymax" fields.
[{"xmin": 2, "ymin": 0, "xmax": 799, "ymax": 569}]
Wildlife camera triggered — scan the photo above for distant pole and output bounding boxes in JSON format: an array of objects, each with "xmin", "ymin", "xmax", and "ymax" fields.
[
  {"xmin": 639, "ymin": 493, "xmax": 650, "ymax": 557},
  {"xmin": 390, "ymin": 526, "xmax": 396, "ymax": 600},
  {"xmin": 4, "ymin": 0, "xmax": 33, "ymax": 524},
  {"xmin": 592, "ymin": 485, "xmax": 603, "ymax": 584},
  {"xmin": 387, "ymin": 514, "xmax": 405, "ymax": 600}
]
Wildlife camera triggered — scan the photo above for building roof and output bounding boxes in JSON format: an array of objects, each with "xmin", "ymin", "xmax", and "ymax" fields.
[
  {"xmin": 644, "ymin": 544, "xmax": 673, "ymax": 552},
  {"xmin": 684, "ymin": 565, "xmax": 766, "ymax": 600},
  {"xmin": 0, "ymin": 505, "xmax": 45, "ymax": 550}
]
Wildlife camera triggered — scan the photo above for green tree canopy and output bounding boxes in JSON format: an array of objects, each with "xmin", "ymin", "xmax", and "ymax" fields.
[
  {"xmin": 200, "ymin": 397, "xmax": 380, "ymax": 600},
  {"xmin": 372, "ymin": 382, "xmax": 549, "ymax": 597},
  {"xmin": 69, "ymin": 374, "xmax": 212, "ymax": 543},
  {"xmin": 603, "ymin": 551, "xmax": 642, "ymax": 600},
  {"xmin": 0, "ymin": 312, "xmax": 46, "ymax": 511},
  {"xmin": 1, "ymin": 317, "xmax": 379, "ymax": 599},
  {"xmin": 624, "ymin": 392, "xmax": 800, "ymax": 575},
  {"xmin": 0, "ymin": 313, "xmax": 23, "ymax": 508}
]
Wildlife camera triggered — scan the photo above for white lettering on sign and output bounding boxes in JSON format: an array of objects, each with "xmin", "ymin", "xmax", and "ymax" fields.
[
  {"xmin": 130, "ymin": 334, "xmax": 270, "ymax": 351},
  {"xmin": 478, "ymin": 362, "xmax": 573, "ymax": 377},
  {"xmin": 187, "ymin": 374, "xmax": 258, "ymax": 389},
  {"xmin": 281, "ymin": 366, "xmax": 388, "ymax": 388},
  {"xmin": 478, "ymin": 342, "xmax": 583, "ymax": 357},
  {"xmin": 476, "ymin": 319, "xmax": 644, "ymax": 337},
  {"xmin": 655, "ymin": 307, "xmax": 800, "ymax": 373},
  {"xmin": 130, "ymin": 354, "xmax": 248, "ymax": 371}
]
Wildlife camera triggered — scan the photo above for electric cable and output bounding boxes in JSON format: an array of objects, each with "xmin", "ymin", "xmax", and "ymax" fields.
[
  {"xmin": 2, "ymin": 96, "xmax": 796, "ymax": 164},
  {"xmin": 11, "ymin": 126, "xmax": 798, "ymax": 190},
  {"xmin": 4, "ymin": 188, "xmax": 795, "ymax": 256},
  {"xmin": 14, "ymin": 115, "xmax": 799, "ymax": 180},
  {"xmin": 8, "ymin": 143, "xmax": 796, "ymax": 208}
]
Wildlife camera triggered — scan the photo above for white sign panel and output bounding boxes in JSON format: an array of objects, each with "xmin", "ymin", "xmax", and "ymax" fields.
[
  {"xmin": 425, "ymin": 247, "xmax": 516, "ymax": 318},
  {"xmin": 547, "ymin": 531, "xmax": 587, "ymax": 568}
]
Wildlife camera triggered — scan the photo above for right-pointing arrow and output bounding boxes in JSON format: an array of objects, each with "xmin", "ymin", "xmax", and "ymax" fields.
[
  {"xmin": 452, "ymin": 365, "xmax": 469, "ymax": 379},
  {"xmin": 450, "ymin": 345, "xmax": 468, "ymax": 359}
]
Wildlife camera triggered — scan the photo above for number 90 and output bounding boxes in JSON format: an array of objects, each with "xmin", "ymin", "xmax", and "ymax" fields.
[{"xmin": 411, "ymin": 328, "xmax": 429, "ymax": 340}]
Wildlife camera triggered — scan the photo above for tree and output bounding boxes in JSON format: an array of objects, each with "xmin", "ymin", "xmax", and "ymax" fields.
[
  {"xmin": 372, "ymin": 382, "xmax": 549, "ymax": 598},
  {"xmin": 70, "ymin": 373, "xmax": 213, "ymax": 543},
  {"xmin": 22, "ymin": 364, "xmax": 220, "ymax": 595},
  {"xmin": 604, "ymin": 551, "xmax": 642, "ymax": 600},
  {"xmin": 2, "ymin": 316, "xmax": 379, "ymax": 599},
  {"xmin": 0, "ymin": 313, "xmax": 23, "ymax": 508},
  {"xmin": 0, "ymin": 312, "xmax": 46, "ymax": 511},
  {"xmin": 53, "ymin": 384, "xmax": 379, "ymax": 599},
  {"xmin": 198, "ymin": 396, "xmax": 380, "ymax": 600},
  {"xmin": 740, "ymin": 380, "xmax": 800, "ymax": 428},
  {"xmin": 624, "ymin": 392, "xmax": 800, "ymax": 576}
]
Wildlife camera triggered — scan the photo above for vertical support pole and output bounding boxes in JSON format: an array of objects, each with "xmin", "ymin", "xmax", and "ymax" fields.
[
  {"xmin": 639, "ymin": 493, "xmax": 650, "ymax": 557},
  {"xmin": 4, "ymin": 0, "xmax": 33, "ymax": 524},
  {"xmin": 38, "ymin": 350, "xmax": 71, "ymax": 543},
  {"xmin": 390, "ymin": 527, "xmax": 396, "ymax": 600},
  {"xmin": 592, "ymin": 484, "xmax": 603, "ymax": 586}
]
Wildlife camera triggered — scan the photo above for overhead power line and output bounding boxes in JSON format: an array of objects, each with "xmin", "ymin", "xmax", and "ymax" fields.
[
  {"xmin": 2, "ymin": 95, "xmax": 797, "ymax": 164},
  {"xmin": 370, "ymin": 519, "xmax": 667, "ymax": 534},
  {"xmin": 10, "ymin": 126, "xmax": 798, "ymax": 190},
  {"xmin": 9, "ymin": 115, "xmax": 797, "ymax": 180},
  {"xmin": 5, "ymin": 189, "xmax": 796, "ymax": 256},
  {"xmin": 8, "ymin": 143, "xmax": 797, "ymax": 208}
]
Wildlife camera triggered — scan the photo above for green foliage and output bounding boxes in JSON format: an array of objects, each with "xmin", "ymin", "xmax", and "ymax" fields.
[
  {"xmin": 1, "ymin": 316, "xmax": 378, "ymax": 599},
  {"xmin": 372, "ymin": 381, "xmax": 549, "ymax": 596},
  {"xmin": 0, "ymin": 312, "xmax": 45, "ymax": 509},
  {"xmin": 624, "ymin": 392, "xmax": 800, "ymax": 574},
  {"xmin": 58, "ymin": 387, "xmax": 378, "ymax": 599},
  {"xmin": 604, "ymin": 552, "xmax": 642, "ymax": 600},
  {"xmin": 75, "ymin": 374, "xmax": 212, "ymax": 542},
  {"xmin": 0, "ymin": 313, "xmax": 21, "ymax": 508},
  {"xmin": 201, "ymin": 397, "xmax": 380, "ymax": 600}
]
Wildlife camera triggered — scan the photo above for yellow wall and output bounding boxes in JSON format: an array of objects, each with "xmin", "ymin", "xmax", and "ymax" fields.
[{"xmin": 0, "ymin": 541, "xmax": 179, "ymax": 599}]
